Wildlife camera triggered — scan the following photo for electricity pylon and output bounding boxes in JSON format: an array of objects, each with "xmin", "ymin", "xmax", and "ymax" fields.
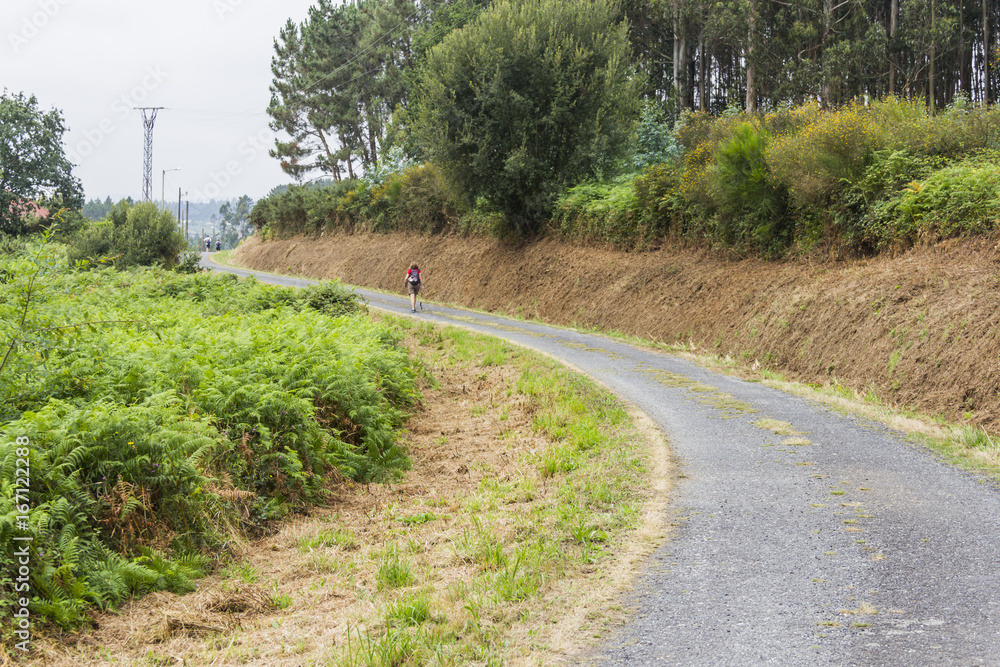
[{"xmin": 136, "ymin": 107, "xmax": 165, "ymax": 202}]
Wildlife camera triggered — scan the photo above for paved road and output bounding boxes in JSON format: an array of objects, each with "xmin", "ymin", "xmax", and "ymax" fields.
[{"xmin": 203, "ymin": 254, "xmax": 1000, "ymax": 666}]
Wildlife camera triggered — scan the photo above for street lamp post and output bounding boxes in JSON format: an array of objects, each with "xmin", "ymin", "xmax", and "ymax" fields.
[{"xmin": 161, "ymin": 168, "xmax": 180, "ymax": 210}]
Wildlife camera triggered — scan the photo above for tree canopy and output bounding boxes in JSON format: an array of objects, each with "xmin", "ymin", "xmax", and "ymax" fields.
[
  {"xmin": 414, "ymin": 0, "xmax": 643, "ymax": 233},
  {"xmin": 267, "ymin": 0, "xmax": 998, "ymax": 183},
  {"xmin": 267, "ymin": 0, "xmax": 422, "ymax": 182},
  {"xmin": 0, "ymin": 90, "xmax": 83, "ymax": 235},
  {"xmin": 218, "ymin": 195, "xmax": 255, "ymax": 248}
]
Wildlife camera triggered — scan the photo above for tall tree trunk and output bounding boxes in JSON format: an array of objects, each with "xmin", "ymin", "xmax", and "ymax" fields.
[
  {"xmin": 821, "ymin": 0, "xmax": 833, "ymax": 104},
  {"xmin": 985, "ymin": 0, "xmax": 992, "ymax": 104},
  {"xmin": 682, "ymin": 35, "xmax": 691, "ymax": 108},
  {"xmin": 672, "ymin": 2, "xmax": 686, "ymax": 109},
  {"xmin": 889, "ymin": 0, "xmax": 899, "ymax": 95},
  {"xmin": 929, "ymin": 0, "xmax": 936, "ymax": 114},
  {"xmin": 366, "ymin": 115, "xmax": 379, "ymax": 167},
  {"xmin": 699, "ymin": 35, "xmax": 708, "ymax": 112},
  {"xmin": 745, "ymin": 0, "xmax": 757, "ymax": 113},
  {"xmin": 339, "ymin": 132, "xmax": 356, "ymax": 180}
]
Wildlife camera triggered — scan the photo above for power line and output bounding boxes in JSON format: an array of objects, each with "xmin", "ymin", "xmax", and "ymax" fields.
[
  {"xmin": 169, "ymin": 108, "xmax": 268, "ymax": 120},
  {"xmin": 302, "ymin": 7, "xmax": 421, "ymax": 93}
]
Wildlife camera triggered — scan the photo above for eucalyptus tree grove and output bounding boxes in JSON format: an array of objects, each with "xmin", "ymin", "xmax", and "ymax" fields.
[{"xmin": 627, "ymin": 0, "xmax": 998, "ymax": 112}]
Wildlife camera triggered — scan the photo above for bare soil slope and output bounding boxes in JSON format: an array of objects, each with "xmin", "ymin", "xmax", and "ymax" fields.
[{"xmin": 235, "ymin": 233, "xmax": 1000, "ymax": 431}]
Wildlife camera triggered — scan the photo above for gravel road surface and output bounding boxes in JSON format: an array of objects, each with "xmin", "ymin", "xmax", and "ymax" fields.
[{"xmin": 203, "ymin": 254, "xmax": 1000, "ymax": 666}]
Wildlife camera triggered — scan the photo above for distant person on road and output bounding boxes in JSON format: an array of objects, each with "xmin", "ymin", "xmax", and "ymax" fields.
[
  {"xmin": 404, "ymin": 263, "xmax": 423, "ymax": 312},
  {"xmin": 205, "ymin": 236, "xmax": 211, "ymax": 251},
  {"xmin": 215, "ymin": 240, "xmax": 221, "ymax": 251}
]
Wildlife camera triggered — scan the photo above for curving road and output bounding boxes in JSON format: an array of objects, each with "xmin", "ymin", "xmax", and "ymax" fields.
[{"xmin": 202, "ymin": 254, "xmax": 1000, "ymax": 666}]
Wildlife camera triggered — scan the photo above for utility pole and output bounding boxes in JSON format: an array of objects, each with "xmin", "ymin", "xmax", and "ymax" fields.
[
  {"xmin": 136, "ymin": 107, "xmax": 165, "ymax": 202},
  {"xmin": 177, "ymin": 187, "xmax": 186, "ymax": 226},
  {"xmin": 185, "ymin": 201, "xmax": 190, "ymax": 243},
  {"xmin": 162, "ymin": 167, "xmax": 180, "ymax": 210}
]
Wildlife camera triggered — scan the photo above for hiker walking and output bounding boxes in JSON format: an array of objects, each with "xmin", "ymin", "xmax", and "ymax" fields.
[
  {"xmin": 204, "ymin": 236, "xmax": 211, "ymax": 251},
  {"xmin": 404, "ymin": 263, "xmax": 423, "ymax": 313}
]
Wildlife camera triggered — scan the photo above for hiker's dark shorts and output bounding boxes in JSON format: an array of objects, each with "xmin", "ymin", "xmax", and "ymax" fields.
[{"xmin": 407, "ymin": 282, "xmax": 421, "ymax": 295}]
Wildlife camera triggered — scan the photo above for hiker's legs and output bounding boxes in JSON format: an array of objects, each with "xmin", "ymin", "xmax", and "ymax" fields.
[{"xmin": 410, "ymin": 292, "xmax": 417, "ymax": 310}]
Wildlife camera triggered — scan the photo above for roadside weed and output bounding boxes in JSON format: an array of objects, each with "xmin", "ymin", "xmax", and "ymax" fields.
[
  {"xmin": 386, "ymin": 591, "xmax": 435, "ymax": 627},
  {"xmin": 298, "ymin": 527, "xmax": 357, "ymax": 552},
  {"xmin": 376, "ymin": 545, "xmax": 416, "ymax": 590}
]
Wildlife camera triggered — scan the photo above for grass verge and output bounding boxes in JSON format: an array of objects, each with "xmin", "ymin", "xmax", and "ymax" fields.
[{"xmin": 679, "ymin": 349, "xmax": 1000, "ymax": 482}]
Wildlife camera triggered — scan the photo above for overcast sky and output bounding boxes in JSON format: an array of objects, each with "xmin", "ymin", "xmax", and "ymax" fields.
[{"xmin": 3, "ymin": 0, "xmax": 322, "ymax": 205}]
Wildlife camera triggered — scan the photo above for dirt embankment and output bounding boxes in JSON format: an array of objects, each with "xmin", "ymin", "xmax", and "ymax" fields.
[{"xmin": 235, "ymin": 232, "xmax": 1000, "ymax": 431}]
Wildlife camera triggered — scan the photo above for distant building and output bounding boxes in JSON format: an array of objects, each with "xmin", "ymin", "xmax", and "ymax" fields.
[{"xmin": 8, "ymin": 199, "xmax": 49, "ymax": 220}]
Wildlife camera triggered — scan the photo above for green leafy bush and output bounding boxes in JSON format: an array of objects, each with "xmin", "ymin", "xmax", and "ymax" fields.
[
  {"xmin": 250, "ymin": 165, "xmax": 468, "ymax": 239},
  {"xmin": 413, "ymin": 0, "xmax": 642, "ymax": 235},
  {"xmin": 174, "ymin": 251, "xmax": 204, "ymax": 274},
  {"xmin": 632, "ymin": 102, "xmax": 679, "ymax": 170},
  {"xmin": 710, "ymin": 122, "xmax": 789, "ymax": 252},
  {"xmin": 552, "ymin": 176, "xmax": 646, "ymax": 249},
  {"xmin": 67, "ymin": 200, "xmax": 186, "ymax": 269},
  {"xmin": 872, "ymin": 155, "xmax": 1000, "ymax": 246},
  {"xmin": 65, "ymin": 221, "xmax": 114, "ymax": 267},
  {"xmin": 299, "ymin": 280, "xmax": 367, "ymax": 318},
  {"xmin": 766, "ymin": 101, "xmax": 880, "ymax": 209},
  {"xmin": 549, "ymin": 99, "xmax": 1000, "ymax": 257}
]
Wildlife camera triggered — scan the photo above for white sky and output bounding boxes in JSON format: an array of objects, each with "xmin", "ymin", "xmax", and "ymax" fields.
[{"xmin": 2, "ymin": 0, "xmax": 322, "ymax": 205}]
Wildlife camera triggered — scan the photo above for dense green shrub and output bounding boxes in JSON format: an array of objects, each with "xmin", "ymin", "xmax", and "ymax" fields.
[
  {"xmin": 0, "ymin": 245, "xmax": 416, "ymax": 631},
  {"xmin": 631, "ymin": 102, "xmax": 679, "ymax": 170},
  {"xmin": 766, "ymin": 101, "xmax": 880, "ymax": 209},
  {"xmin": 251, "ymin": 165, "xmax": 467, "ymax": 238},
  {"xmin": 249, "ymin": 98, "xmax": 1000, "ymax": 258},
  {"xmin": 868, "ymin": 155, "xmax": 1000, "ymax": 247},
  {"xmin": 248, "ymin": 181, "xmax": 358, "ymax": 238},
  {"xmin": 65, "ymin": 220, "xmax": 114, "ymax": 267},
  {"xmin": 551, "ymin": 99, "xmax": 1000, "ymax": 256},
  {"xmin": 552, "ymin": 177, "xmax": 644, "ymax": 249},
  {"xmin": 115, "ymin": 203, "xmax": 187, "ymax": 268},
  {"xmin": 710, "ymin": 122, "xmax": 789, "ymax": 252},
  {"xmin": 0, "ymin": 233, "xmax": 27, "ymax": 256},
  {"xmin": 367, "ymin": 163, "xmax": 466, "ymax": 233},
  {"xmin": 67, "ymin": 200, "xmax": 186, "ymax": 269},
  {"xmin": 174, "ymin": 251, "xmax": 205, "ymax": 274},
  {"xmin": 299, "ymin": 279, "xmax": 368, "ymax": 318},
  {"xmin": 413, "ymin": 0, "xmax": 642, "ymax": 235}
]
